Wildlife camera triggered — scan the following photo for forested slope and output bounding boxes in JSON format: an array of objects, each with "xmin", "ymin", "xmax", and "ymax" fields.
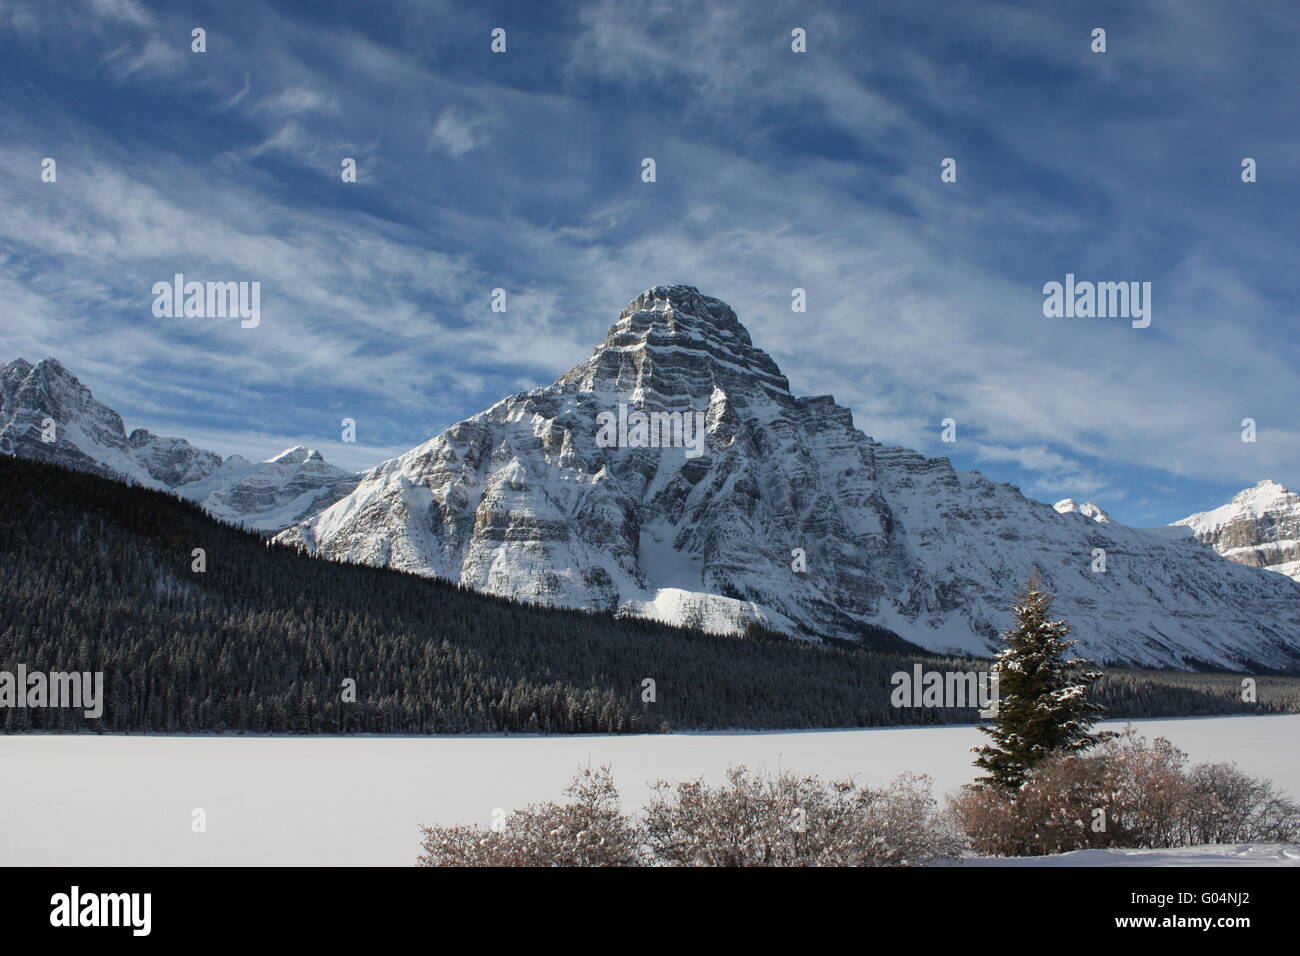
[{"xmin": 1, "ymin": 454, "xmax": 1295, "ymax": 734}]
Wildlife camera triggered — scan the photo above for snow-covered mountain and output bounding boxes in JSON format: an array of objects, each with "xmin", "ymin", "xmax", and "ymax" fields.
[
  {"xmin": 1, "ymin": 357, "xmax": 222, "ymax": 487},
  {"xmin": 276, "ymin": 285, "xmax": 1300, "ymax": 671},
  {"xmin": 1172, "ymin": 480, "xmax": 1300, "ymax": 583},
  {"xmin": 171, "ymin": 445, "xmax": 360, "ymax": 531},
  {"xmin": 0, "ymin": 357, "xmax": 357, "ymax": 530},
  {"xmin": 1053, "ymin": 498, "xmax": 1112, "ymax": 523}
]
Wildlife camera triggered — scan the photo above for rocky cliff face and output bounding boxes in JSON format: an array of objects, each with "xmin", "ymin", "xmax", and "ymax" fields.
[
  {"xmin": 276, "ymin": 286, "xmax": 1300, "ymax": 671},
  {"xmin": 1173, "ymin": 480, "xmax": 1300, "ymax": 583},
  {"xmin": 0, "ymin": 357, "xmax": 355, "ymax": 531}
]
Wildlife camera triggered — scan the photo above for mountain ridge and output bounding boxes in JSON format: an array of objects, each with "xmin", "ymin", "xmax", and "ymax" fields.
[{"xmin": 0, "ymin": 356, "xmax": 357, "ymax": 531}]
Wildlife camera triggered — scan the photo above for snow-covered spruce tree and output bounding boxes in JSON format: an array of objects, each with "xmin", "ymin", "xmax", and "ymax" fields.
[{"xmin": 972, "ymin": 569, "xmax": 1109, "ymax": 789}]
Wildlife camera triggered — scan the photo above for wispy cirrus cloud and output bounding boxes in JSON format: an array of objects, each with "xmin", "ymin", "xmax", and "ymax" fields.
[{"xmin": 0, "ymin": 0, "xmax": 1296, "ymax": 525}]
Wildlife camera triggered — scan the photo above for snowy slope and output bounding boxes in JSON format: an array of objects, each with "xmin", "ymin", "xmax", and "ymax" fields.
[
  {"xmin": 277, "ymin": 286, "xmax": 1300, "ymax": 671},
  {"xmin": 0, "ymin": 357, "xmax": 356, "ymax": 530},
  {"xmin": 1172, "ymin": 480, "xmax": 1300, "ymax": 583},
  {"xmin": 958, "ymin": 843, "xmax": 1300, "ymax": 866}
]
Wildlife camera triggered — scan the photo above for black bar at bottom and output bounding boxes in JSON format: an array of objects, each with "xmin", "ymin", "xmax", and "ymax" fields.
[{"xmin": 0, "ymin": 864, "xmax": 1285, "ymax": 943}]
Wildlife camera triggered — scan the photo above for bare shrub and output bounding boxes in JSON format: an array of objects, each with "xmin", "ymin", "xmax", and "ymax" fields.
[
  {"xmin": 643, "ymin": 766, "xmax": 960, "ymax": 866},
  {"xmin": 950, "ymin": 727, "xmax": 1300, "ymax": 856},
  {"xmin": 1181, "ymin": 761, "xmax": 1300, "ymax": 844},
  {"xmin": 417, "ymin": 765, "xmax": 644, "ymax": 866},
  {"xmin": 420, "ymin": 764, "xmax": 962, "ymax": 866}
]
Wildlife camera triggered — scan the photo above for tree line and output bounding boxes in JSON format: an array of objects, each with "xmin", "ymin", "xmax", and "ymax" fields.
[{"xmin": 0, "ymin": 454, "xmax": 1295, "ymax": 734}]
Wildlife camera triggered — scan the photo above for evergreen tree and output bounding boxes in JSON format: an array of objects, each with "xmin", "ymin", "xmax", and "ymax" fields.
[{"xmin": 972, "ymin": 569, "xmax": 1110, "ymax": 789}]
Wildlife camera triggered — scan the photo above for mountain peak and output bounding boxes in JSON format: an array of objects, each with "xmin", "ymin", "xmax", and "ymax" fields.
[
  {"xmin": 1054, "ymin": 498, "xmax": 1112, "ymax": 522},
  {"xmin": 615, "ymin": 285, "xmax": 753, "ymax": 343},
  {"xmin": 1243, "ymin": 478, "xmax": 1292, "ymax": 498},
  {"xmin": 26, "ymin": 357, "xmax": 78, "ymax": 388},
  {"xmin": 268, "ymin": 445, "xmax": 320, "ymax": 465},
  {"xmin": 1, "ymin": 358, "xmax": 35, "ymax": 398},
  {"xmin": 1212, "ymin": 479, "xmax": 1299, "ymax": 515},
  {"xmin": 558, "ymin": 286, "xmax": 791, "ymax": 404},
  {"xmin": 1174, "ymin": 479, "xmax": 1300, "ymax": 583}
]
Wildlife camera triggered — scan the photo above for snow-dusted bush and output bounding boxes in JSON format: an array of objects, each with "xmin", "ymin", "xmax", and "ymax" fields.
[
  {"xmin": 644, "ymin": 766, "xmax": 960, "ymax": 867},
  {"xmin": 418, "ymin": 765, "xmax": 961, "ymax": 866},
  {"xmin": 950, "ymin": 727, "xmax": 1300, "ymax": 856},
  {"xmin": 417, "ymin": 766, "xmax": 645, "ymax": 867}
]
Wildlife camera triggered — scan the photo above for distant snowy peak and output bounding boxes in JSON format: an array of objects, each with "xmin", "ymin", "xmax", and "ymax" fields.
[
  {"xmin": 278, "ymin": 285, "xmax": 1300, "ymax": 672},
  {"xmin": 0, "ymin": 356, "xmax": 220, "ymax": 489},
  {"xmin": 179, "ymin": 445, "xmax": 359, "ymax": 531},
  {"xmin": 1053, "ymin": 498, "xmax": 1112, "ymax": 523},
  {"xmin": 1188, "ymin": 479, "xmax": 1296, "ymax": 523},
  {"xmin": 0, "ymin": 357, "xmax": 356, "ymax": 531},
  {"xmin": 127, "ymin": 428, "xmax": 225, "ymax": 487},
  {"xmin": 1173, "ymin": 480, "xmax": 1300, "ymax": 582},
  {"xmin": 268, "ymin": 445, "xmax": 322, "ymax": 465}
]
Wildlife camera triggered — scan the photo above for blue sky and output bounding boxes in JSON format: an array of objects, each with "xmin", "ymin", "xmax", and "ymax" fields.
[{"xmin": 1, "ymin": 0, "xmax": 1297, "ymax": 525}]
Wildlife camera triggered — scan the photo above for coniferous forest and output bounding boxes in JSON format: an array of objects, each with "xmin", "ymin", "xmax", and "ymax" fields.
[{"xmin": 1, "ymin": 453, "xmax": 1297, "ymax": 735}]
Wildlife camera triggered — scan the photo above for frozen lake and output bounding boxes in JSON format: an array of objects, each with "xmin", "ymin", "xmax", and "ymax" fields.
[{"xmin": 2, "ymin": 715, "xmax": 1297, "ymax": 866}]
